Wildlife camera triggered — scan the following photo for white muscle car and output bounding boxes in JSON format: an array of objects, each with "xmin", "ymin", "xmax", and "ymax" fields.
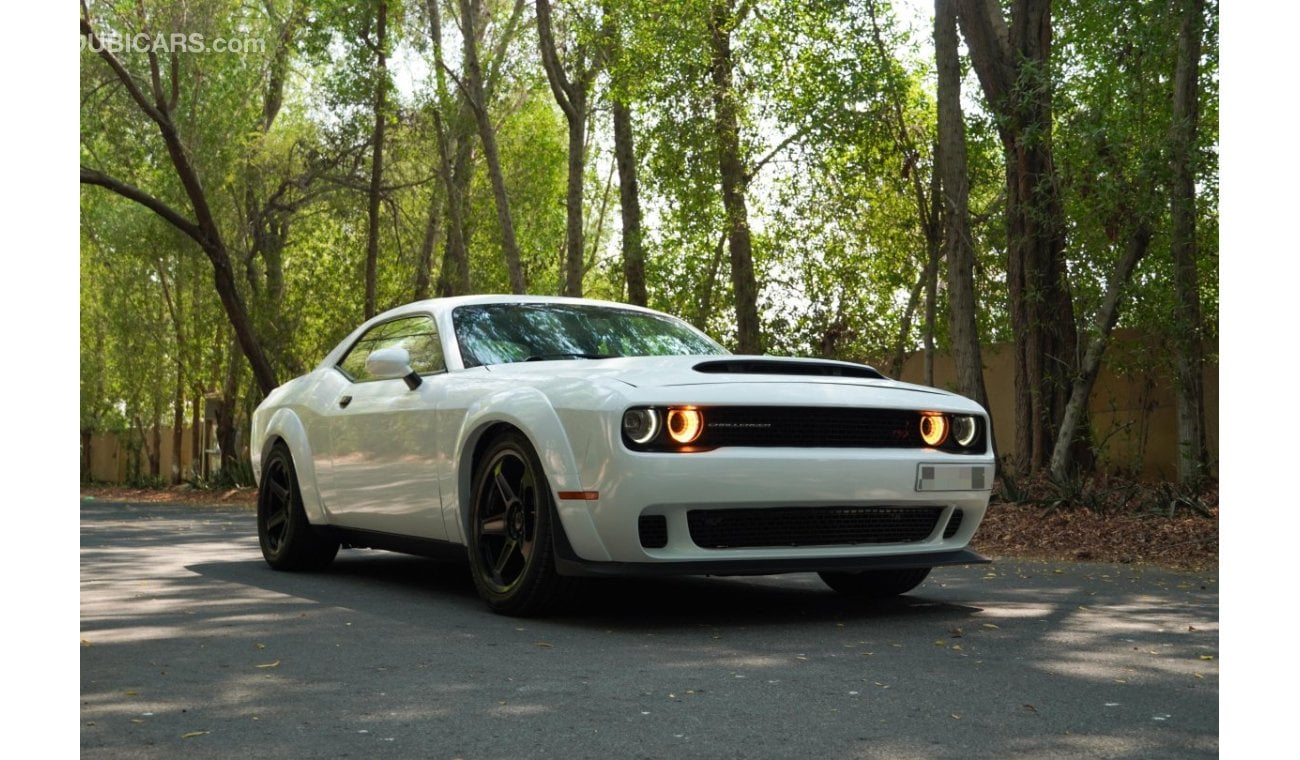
[{"xmin": 251, "ymin": 295, "xmax": 994, "ymax": 615}]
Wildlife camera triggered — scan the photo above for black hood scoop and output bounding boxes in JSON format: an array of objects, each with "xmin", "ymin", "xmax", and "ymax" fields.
[{"xmin": 693, "ymin": 359, "xmax": 885, "ymax": 380}]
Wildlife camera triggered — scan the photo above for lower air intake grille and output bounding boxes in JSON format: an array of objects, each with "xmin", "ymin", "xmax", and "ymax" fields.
[
  {"xmin": 639, "ymin": 515, "xmax": 668, "ymax": 548},
  {"xmin": 943, "ymin": 509, "xmax": 964, "ymax": 539},
  {"xmin": 687, "ymin": 506, "xmax": 943, "ymax": 549}
]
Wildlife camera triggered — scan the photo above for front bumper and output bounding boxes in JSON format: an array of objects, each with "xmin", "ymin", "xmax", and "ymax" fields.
[{"xmin": 552, "ymin": 444, "xmax": 994, "ymax": 567}]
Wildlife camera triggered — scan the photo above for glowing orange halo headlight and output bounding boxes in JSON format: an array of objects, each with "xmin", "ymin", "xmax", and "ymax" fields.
[
  {"xmin": 666, "ymin": 408, "xmax": 704, "ymax": 444},
  {"xmin": 919, "ymin": 412, "xmax": 948, "ymax": 446}
]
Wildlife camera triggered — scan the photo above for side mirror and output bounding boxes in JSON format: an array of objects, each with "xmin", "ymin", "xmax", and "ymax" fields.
[{"xmin": 365, "ymin": 347, "xmax": 422, "ymax": 389}]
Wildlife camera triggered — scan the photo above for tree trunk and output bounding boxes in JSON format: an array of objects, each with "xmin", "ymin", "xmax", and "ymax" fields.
[
  {"xmin": 537, "ymin": 0, "xmax": 595, "ymax": 298},
  {"xmin": 612, "ymin": 99, "xmax": 647, "ymax": 305},
  {"xmin": 887, "ymin": 269, "xmax": 926, "ymax": 377},
  {"xmin": 922, "ymin": 188, "xmax": 940, "ymax": 388},
  {"xmin": 155, "ymin": 257, "xmax": 188, "ymax": 485},
  {"xmin": 171, "ymin": 364, "xmax": 185, "ymax": 485},
  {"xmin": 436, "ymin": 118, "xmax": 476, "ymax": 296},
  {"xmin": 82, "ymin": 429, "xmax": 93, "ymax": 483},
  {"xmin": 149, "ymin": 420, "xmax": 162, "ymax": 480},
  {"xmin": 460, "ymin": 0, "xmax": 527, "ymax": 294},
  {"xmin": 708, "ymin": 0, "xmax": 762, "ymax": 354},
  {"xmin": 425, "ymin": 0, "xmax": 474, "ymax": 297},
  {"xmin": 1169, "ymin": 0, "xmax": 1207, "ymax": 486},
  {"xmin": 1050, "ymin": 224, "xmax": 1151, "ymax": 481},
  {"xmin": 936, "ymin": 0, "xmax": 992, "ymax": 429},
  {"xmin": 562, "ymin": 101, "xmax": 587, "ymax": 296},
  {"xmin": 955, "ymin": 0, "xmax": 1077, "ymax": 475},
  {"xmin": 191, "ymin": 396, "xmax": 202, "ymax": 481},
  {"xmin": 414, "ymin": 185, "xmax": 441, "ymax": 301},
  {"xmin": 365, "ymin": 0, "xmax": 389, "ymax": 319},
  {"xmin": 216, "ymin": 342, "xmax": 242, "ymax": 477}
]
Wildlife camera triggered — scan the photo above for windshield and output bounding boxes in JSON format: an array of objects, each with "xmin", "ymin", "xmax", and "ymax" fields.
[{"xmin": 453, "ymin": 303, "xmax": 728, "ymax": 367}]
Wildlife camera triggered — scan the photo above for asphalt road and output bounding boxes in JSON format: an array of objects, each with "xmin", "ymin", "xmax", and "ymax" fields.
[{"xmin": 80, "ymin": 500, "xmax": 1219, "ymax": 759}]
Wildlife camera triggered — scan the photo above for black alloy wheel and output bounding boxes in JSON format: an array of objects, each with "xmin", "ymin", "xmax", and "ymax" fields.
[
  {"xmin": 469, "ymin": 431, "xmax": 575, "ymax": 615},
  {"xmin": 257, "ymin": 444, "xmax": 339, "ymax": 571}
]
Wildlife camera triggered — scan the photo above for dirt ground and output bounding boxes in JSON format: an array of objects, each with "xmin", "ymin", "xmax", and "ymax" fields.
[{"xmin": 79, "ymin": 481, "xmax": 1218, "ymax": 573}]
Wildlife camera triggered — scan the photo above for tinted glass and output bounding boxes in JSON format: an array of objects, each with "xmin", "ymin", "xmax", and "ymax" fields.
[
  {"xmin": 337, "ymin": 315, "xmax": 446, "ymax": 381},
  {"xmin": 453, "ymin": 303, "xmax": 726, "ymax": 367}
]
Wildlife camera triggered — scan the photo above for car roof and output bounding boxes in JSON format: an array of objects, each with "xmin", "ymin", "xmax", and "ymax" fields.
[{"xmin": 388, "ymin": 294, "xmax": 664, "ymax": 316}]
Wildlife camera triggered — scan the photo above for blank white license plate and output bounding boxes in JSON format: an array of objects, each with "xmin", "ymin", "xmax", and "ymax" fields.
[{"xmin": 915, "ymin": 464, "xmax": 992, "ymax": 492}]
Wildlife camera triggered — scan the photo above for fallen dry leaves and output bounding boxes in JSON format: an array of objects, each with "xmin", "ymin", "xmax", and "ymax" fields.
[{"xmin": 975, "ymin": 494, "xmax": 1217, "ymax": 571}]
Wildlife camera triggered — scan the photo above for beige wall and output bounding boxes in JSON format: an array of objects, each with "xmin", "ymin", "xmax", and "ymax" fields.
[
  {"xmin": 899, "ymin": 332, "xmax": 1218, "ymax": 479},
  {"xmin": 85, "ymin": 425, "xmax": 207, "ymax": 484}
]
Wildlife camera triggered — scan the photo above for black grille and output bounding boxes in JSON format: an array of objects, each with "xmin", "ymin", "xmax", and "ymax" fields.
[
  {"xmin": 700, "ymin": 407, "xmax": 921, "ymax": 448},
  {"xmin": 943, "ymin": 509, "xmax": 964, "ymax": 539},
  {"xmin": 639, "ymin": 515, "xmax": 668, "ymax": 548},
  {"xmin": 687, "ymin": 506, "xmax": 943, "ymax": 549}
]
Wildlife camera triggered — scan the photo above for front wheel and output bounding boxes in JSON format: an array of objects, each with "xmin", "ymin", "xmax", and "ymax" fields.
[
  {"xmin": 258, "ymin": 444, "xmax": 339, "ymax": 571},
  {"xmin": 468, "ymin": 431, "xmax": 575, "ymax": 616},
  {"xmin": 818, "ymin": 567, "xmax": 931, "ymax": 598}
]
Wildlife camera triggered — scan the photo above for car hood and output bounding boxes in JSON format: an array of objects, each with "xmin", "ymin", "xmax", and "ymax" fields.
[{"xmin": 479, "ymin": 355, "xmax": 972, "ymax": 407}]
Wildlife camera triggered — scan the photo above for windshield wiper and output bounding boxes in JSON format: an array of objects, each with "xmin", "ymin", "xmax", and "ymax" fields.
[{"xmin": 522, "ymin": 352, "xmax": 618, "ymax": 362}]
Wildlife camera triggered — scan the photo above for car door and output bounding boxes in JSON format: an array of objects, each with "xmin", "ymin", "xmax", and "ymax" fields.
[{"xmin": 326, "ymin": 314, "xmax": 450, "ymax": 538}]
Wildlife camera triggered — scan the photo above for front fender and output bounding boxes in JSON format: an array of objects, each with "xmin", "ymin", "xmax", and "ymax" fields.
[
  {"xmin": 257, "ymin": 408, "xmax": 328, "ymax": 525},
  {"xmin": 450, "ymin": 387, "xmax": 611, "ymax": 562}
]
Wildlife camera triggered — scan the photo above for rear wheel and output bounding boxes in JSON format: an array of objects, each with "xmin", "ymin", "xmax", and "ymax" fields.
[
  {"xmin": 468, "ymin": 431, "xmax": 575, "ymax": 616},
  {"xmin": 818, "ymin": 567, "xmax": 931, "ymax": 598},
  {"xmin": 258, "ymin": 444, "xmax": 339, "ymax": 571}
]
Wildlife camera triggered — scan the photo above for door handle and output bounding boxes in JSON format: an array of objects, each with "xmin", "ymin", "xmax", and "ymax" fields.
[{"xmin": 338, "ymin": 395, "xmax": 352, "ymax": 409}]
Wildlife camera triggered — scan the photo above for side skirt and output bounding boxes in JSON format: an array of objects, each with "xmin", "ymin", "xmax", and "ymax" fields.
[{"xmin": 333, "ymin": 527, "xmax": 469, "ymax": 562}]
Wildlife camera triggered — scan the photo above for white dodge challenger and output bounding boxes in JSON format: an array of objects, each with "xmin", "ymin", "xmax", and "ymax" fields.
[{"xmin": 251, "ymin": 295, "xmax": 994, "ymax": 615}]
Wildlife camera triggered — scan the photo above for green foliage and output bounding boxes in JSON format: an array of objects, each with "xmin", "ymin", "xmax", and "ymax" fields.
[
  {"xmin": 80, "ymin": 0, "xmax": 1219, "ymax": 482},
  {"xmin": 1054, "ymin": 0, "xmax": 1219, "ymax": 375}
]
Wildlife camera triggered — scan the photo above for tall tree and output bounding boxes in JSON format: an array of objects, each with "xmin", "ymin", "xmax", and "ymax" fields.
[
  {"xmin": 1169, "ymin": 0, "xmax": 1208, "ymax": 485},
  {"xmin": 708, "ymin": 0, "xmax": 762, "ymax": 354},
  {"xmin": 537, "ymin": 0, "xmax": 602, "ymax": 297},
  {"xmin": 422, "ymin": 0, "xmax": 484, "ymax": 298},
  {"xmin": 79, "ymin": 5, "xmax": 278, "ymax": 396},
  {"xmin": 955, "ymin": 0, "xmax": 1079, "ymax": 474},
  {"xmin": 458, "ymin": 0, "xmax": 528, "ymax": 293},
  {"xmin": 603, "ymin": 1, "xmax": 647, "ymax": 305},
  {"xmin": 611, "ymin": 98, "xmax": 647, "ymax": 305},
  {"xmin": 364, "ymin": 0, "xmax": 391, "ymax": 318}
]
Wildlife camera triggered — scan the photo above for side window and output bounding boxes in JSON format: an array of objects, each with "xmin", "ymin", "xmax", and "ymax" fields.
[{"xmin": 337, "ymin": 315, "xmax": 446, "ymax": 382}]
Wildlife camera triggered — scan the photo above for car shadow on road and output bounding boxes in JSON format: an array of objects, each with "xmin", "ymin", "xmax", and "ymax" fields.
[{"xmin": 191, "ymin": 550, "xmax": 984, "ymax": 631}]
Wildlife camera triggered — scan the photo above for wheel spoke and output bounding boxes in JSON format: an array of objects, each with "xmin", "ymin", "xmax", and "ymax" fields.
[
  {"xmin": 493, "ymin": 538, "xmax": 520, "ymax": 582},
  {"xmin": 269, "ymin": 476, "xmax": 290, "ymax": 502},
  {"xmin": 480, "ymin": 516, "xmax": 507, "ymax": 535},
  {"xmin": 493, "ymin": 467, "xmax": 519, "ymax": 507}
]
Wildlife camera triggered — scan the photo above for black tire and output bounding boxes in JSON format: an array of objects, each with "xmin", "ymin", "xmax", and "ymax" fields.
[
  {"xmin": 818, "ymin": 567, "xmax": 931, "ymax": 598},
  {"xmin": 257, "ymin": 444, "xmax": 339, "ymax": 571},
  {"xmin": 468, "ymin": 431, "xmax": 575, "ymax": 616}
]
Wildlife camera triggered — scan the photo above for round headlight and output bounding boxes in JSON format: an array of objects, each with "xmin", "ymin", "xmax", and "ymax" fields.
[
  {"xmin": 952, "ymin": 415, "xmax": 978, "ymax": 447},
  {"xmin": 919, "ymin": 412, "xmax": 948, "ymax": 446},
  {"xmin": 623, "ymin": 408, "xmax": 660, "ymax": 445},
  {"xmin": 666, "ymin": 408, "xmax": 704, "ymax": 444}
]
